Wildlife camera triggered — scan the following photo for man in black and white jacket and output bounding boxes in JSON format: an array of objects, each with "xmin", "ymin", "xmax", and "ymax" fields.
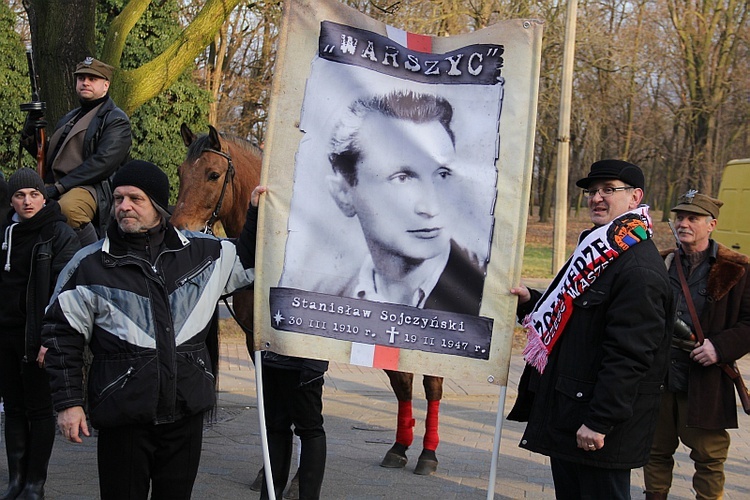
[{"xmin": 42, "ymin": 159, "xmax": 263, "ymax": 499}]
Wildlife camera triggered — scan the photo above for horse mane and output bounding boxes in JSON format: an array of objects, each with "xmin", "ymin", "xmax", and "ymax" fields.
[{"xmin": 185, "ymin": 131, "xmax": 262, "ymax": 162}]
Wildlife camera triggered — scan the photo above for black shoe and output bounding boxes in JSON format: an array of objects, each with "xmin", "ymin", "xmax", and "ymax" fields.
[{"xmin": 0, "ymin": 416, "xmax": 29, "ymax": 500}]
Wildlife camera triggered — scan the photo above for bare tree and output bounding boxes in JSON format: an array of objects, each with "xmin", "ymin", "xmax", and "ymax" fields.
[{"xmin": 666, "ymin": 0, "xmax": 749, "ymax": 193}]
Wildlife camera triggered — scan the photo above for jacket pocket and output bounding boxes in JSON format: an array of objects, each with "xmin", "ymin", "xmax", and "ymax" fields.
[
  {"xmin": 88, "ymin": 355, "xmax": 157, "ymax": 428},
  {"xmin": 637, "ymin": 381, "xmax": 664, "ymax": 395},
  {"xmin": 572, "ymin": 286, "xmax": 608, "ymax": 309},
  {"xmin": 552, "ymin": 375, "xmax": 595, "ymax": 432},
  {"xmin": 176, "ymin": 346, "xmax": 216, "ymax": 414}
]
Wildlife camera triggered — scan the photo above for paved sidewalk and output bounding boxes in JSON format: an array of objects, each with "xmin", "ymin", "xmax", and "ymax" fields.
[{"xmin": 3, "ymin": 339, "xmax": 750, "ymax": 499}]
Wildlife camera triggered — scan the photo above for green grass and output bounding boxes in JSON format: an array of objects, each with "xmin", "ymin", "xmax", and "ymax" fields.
[
  {"xmin": 522, "ymin": 245, "xmax": 555, "ymax": 278},
  {"xmin": 522, "ymin": 244, "xmax": 578, "ymax": 279}
]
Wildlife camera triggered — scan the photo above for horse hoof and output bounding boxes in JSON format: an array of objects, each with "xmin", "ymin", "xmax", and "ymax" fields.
[
  {"xmin": 249, "ymin": 467, "xmax": 264, "ymax": 491},
  {"xmin": 414, "ymin": 449, "xmax": 438, "ymax": 475},
  {"xmin": 380, "ymin": 442, "xmax": 408, "ymax": 468}
]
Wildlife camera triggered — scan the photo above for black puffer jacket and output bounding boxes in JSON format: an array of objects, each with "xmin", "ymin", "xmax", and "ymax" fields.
[
  {"xmin": 42, "ymin": 208, "xmax": 257, "ymax": 429},
  {"xmin": 0, "ymin": 201, "xmax": 80, "ymax": 360},
  {"xmin": 508, "ymin": 238, "xmax": 674, "ymax": 469}
]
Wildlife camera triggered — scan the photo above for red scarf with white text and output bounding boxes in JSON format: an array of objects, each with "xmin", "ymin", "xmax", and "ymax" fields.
[{"xmin": 522, "ymin": 206, "xmax": 653, "ymax": 373}]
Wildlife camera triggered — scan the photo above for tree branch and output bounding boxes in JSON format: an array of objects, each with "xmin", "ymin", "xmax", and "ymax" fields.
[{"xmin": 102, "ymin": 0, "xmax": 152, "ymax": 67}]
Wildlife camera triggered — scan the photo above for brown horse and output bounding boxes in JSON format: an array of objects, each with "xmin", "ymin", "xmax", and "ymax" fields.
[
  {"xmin": 170, "ymin": 124, "xmax": 261, "ymax": 350},
  {"xmin": 171, "ymin": 124, "xmax": 294, "ymax": 495},
  {"xmin": 171, "ymin": 123, "xmax": 261, "ymax": 239},
  {"xmin": 170, "ymin": 124, "xmax": 443, "ymax": 477}
]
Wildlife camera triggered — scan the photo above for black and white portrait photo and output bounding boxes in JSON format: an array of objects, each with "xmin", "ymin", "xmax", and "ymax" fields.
[
  {"xmin": 256, "ymin": 4, "xmax": 542, "ymax": 379},
  {"xmin": 277, "ymin": 21, "xmax": 503, "ymax": 319}
]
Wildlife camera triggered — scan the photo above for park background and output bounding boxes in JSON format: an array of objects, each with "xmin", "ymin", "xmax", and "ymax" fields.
[{"xmin": 1, "ymin": 0, "xmax": 747, "ymax": 245}]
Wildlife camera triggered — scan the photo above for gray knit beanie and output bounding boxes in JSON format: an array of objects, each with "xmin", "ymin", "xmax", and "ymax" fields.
[{"xmin": 8, "ymin": 168, "xmax": 46, "ymax": 199}]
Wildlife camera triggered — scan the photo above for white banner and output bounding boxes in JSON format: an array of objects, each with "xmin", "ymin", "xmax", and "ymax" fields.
[{"xmin": 255, "ymin": 0, "xmax": 542, "ymax": 386}]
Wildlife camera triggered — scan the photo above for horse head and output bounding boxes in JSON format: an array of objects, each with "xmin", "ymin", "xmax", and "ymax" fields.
[{"xmin": 171, "ymin": 123, "xmax": 261, "ymax": 237}]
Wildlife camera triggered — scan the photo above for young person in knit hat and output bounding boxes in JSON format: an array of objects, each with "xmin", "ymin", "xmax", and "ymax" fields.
[
  {"xmin": 42, "ymin": 159, "xmax": 266, "ymax": 499},
  {"xmin": 21, "ymin": 56, "xmax": 132, "ymax": 246},
  {"xmin": 508, "ymin": 159, "xmax": 674, "ymax": 498},
  {"xmin": 0, "ymin": 168, "xmax": 79, "ymax": 499},
  {"xmin": 644, "ymin": 191, "xmax": 750, "ymax": 499}
]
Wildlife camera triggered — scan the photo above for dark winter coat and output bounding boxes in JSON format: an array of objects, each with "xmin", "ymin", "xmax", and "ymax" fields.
[
  {"xmin": 662, "ymin": 242, "xmax": 750, "ymax": 430},
  {"xmin": 42, "ymin": 211, "xmax": 257, "ymax": 429},
  {"xmin": 46, "ymin": 96, "xmax": 131, "ymax": 234},
  {"xmin": 508, "ymin": 237, "xmax": 674, "ymax": 469},
  {"xmin": 0, "ymin": 201, "xmax": 80, "ymax": 360}
]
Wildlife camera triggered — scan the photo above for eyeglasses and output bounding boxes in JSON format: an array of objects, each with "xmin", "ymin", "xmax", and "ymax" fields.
[{"xmin": 582, "ymin": 186, "xmax": 635, "ymax": 198}]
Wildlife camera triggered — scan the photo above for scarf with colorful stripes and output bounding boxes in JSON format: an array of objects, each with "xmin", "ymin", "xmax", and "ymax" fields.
[{"xmin": 522, "ymin": 205, "xmax": 653, "ymax": 373}]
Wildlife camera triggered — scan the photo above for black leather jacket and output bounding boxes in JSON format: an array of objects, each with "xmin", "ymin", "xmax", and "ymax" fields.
[{"xmin": 25, "ymin": 96, "xmax": 131, "ymax": 234}]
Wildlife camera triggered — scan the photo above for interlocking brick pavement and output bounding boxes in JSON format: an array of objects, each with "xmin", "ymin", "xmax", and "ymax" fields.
[{"xmin": 2, "ymin": 339, "xmax": 749, "ymax": 499}]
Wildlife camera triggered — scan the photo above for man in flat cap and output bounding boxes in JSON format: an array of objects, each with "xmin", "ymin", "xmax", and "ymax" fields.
[
  {"xmin": 644, "ymin": 192, "xmax": 750, "ymax": 499},
  {"xmin": 22, "ymin": 57, "xmax": 132, "ymax": 246},
  {"xmin": 509, "ymin": 159, "xmax": 674, "ymax": 498}
]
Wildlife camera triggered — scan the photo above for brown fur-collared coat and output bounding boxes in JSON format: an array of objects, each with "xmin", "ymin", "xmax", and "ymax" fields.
[{"xmin": 662, "ymin": 242, "xmax": 750, "ymax": 429}]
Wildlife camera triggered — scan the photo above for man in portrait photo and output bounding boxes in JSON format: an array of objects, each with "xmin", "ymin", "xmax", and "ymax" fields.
[{"xmin": 325, "ymin": 90, "xmax": 485, "ymax": 315}]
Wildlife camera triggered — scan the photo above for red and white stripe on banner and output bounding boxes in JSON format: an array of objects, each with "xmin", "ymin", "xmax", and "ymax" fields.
[
  {"xmin": 347, "ymin": 26, "xmax": 432, "ymax": 372},
  {"xmin": 385, "ymin": 25, "xmax": 432, "ymax": 53},
  {"xmin": 350, "ymin": 343, "xmax": 400, "ymax": 370}
]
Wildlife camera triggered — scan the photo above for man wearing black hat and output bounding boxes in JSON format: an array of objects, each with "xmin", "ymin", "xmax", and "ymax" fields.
[
  {"xmin": 644, "ymin": 192, "xmax": 750, "ymax": 499},
  {"xmin": 41, "ymin": 160, "xmax": 264, "ymax": 499},
  {"xmin": 22, "ymin": 56, "xmax": 132, "ymax": 245},
  {"xmin": 0, "ymin": 168, "xmax": 79, "ymax": 499},
  {"xmin": 508, "ymin": 159, "xmax": 674, "ymax": 498}
]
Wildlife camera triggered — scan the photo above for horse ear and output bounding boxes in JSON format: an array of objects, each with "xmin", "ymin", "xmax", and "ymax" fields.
[
  {"xmin": 208, "ymin": 125, "xmax": 222, "ymax": 151},
  {"xmin": 180, "ymin": 123, "xmax": 197, "ymax": 147}
]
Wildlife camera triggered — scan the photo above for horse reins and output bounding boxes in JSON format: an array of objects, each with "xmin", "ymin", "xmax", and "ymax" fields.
[{"xmin": 201, "ymin": 148, "xmax": 235, "ymax": 236}]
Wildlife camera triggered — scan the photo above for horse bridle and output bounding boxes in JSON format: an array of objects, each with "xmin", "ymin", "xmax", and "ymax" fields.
[
  {"xmin": 199, "ymin": 147, "xmax": 253, "ymax": 338},
  {"xmin": 201, "ymin": 148, "xmax": 235, "ymax": 235}
]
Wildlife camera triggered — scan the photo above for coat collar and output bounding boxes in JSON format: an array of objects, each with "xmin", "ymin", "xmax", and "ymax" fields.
[
  {"xmin": 102, "ymin": 220, "xmax": 189, "ymax": 257},
  {"xmin": 662, "ymin": 240, "xmax": 748, "ymax": 302}
]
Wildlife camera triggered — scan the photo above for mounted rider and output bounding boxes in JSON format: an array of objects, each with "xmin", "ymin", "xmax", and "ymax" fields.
[{"xmin": 21, "ymin": 57, "xmax": 132, "ymax": 245}]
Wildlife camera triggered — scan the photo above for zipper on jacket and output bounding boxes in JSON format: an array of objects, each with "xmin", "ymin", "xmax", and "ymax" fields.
[
  {"xmin": 98, "ymin": 366, "xmax": 134, "ymax": 396},
  {"xmin": 24, "ymin": 234, "xmax": 56, "ymax": 362},
  {"xmin": 176, "ymin": 258, "xmax": 213, "ymax": 287},
  {"xmin": 187, "ymin": 353, "xmax": 215, "ymax": 381}
]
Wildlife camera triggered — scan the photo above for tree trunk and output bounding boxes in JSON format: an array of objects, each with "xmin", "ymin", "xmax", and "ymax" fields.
[{"xmin": 24, "ymin": 0, "xmax": 96, "ymax": 126}]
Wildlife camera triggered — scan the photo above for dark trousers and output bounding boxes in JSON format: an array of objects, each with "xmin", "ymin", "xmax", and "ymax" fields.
[
  {"xmin": 97, "ymin": 412, "xmax": 204, "ymax": 500},
  {"xmin": 262, "ymin": 364, "xmax": 326, "ymax": 499},
  {"xmin": 262, "ymin": 365, "xmax": 325, "ymax": 437},
  {"xmin": 550, "ymin": 458, "xmax": 631, "ymax": 500},
  {"xmin": 0, "ymin": 334, "xmax": 53, "ymax": 421}
]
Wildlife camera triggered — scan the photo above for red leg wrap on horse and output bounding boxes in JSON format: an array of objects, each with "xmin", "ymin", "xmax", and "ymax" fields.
[
  {"xmin": 423, "ymin": 400, "xmax": 440, "ymax": 451},
  {"xmin": 396, "ymin": 400, "xmax": 415, "ymax": 447}
]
